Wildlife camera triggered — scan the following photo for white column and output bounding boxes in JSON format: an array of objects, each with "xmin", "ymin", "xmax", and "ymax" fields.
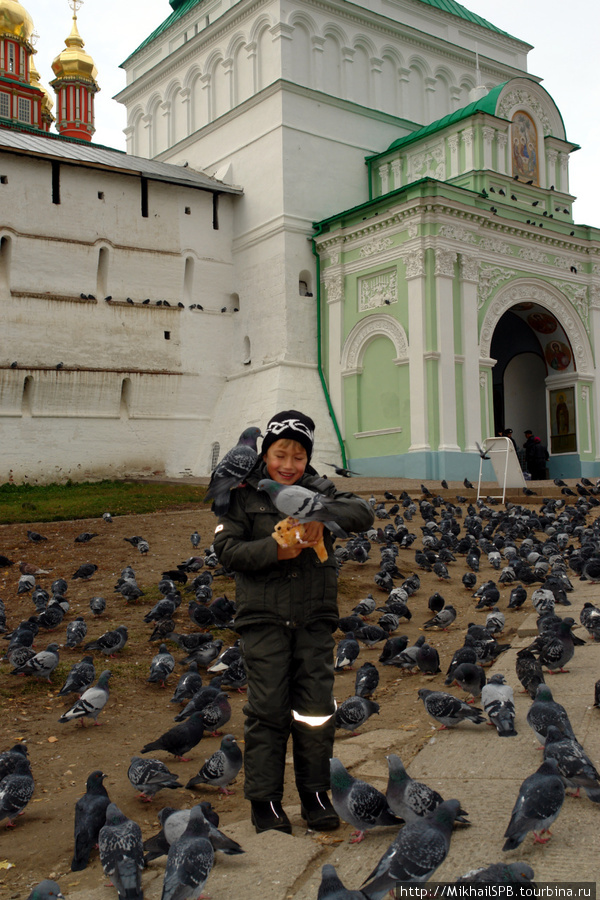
[
  {"xmin": 448, "ymin": 134, "xmax": 459, "ymax": 177},
  {"xmin": 496, "ymin": 132, "xmax": 508, "ymax": 176},
  {"xmin": 588, "ymin": 285, "xmax": 600, "ymax": 461},
  {"xmin": 404, "ymin": 248, "xmax": 429, "ymax": 451},
  {"xmin": 391, "ymin": 158, "xmax": 402, "ymax": 190},
  {"xmin": 559, "ymin": 152, "xmax": 570, "ymax": 194},
  {"xmin": 322, "ymin": 243, "xmax": 345, "ymax": 426},
  {"xmin": 378, "ymin": 163, "xmax": 389, "ymax": 195},
  {"xmin": 435, "ymin": 249, "xmax": 460, "ymax": 451},
  {"xmin": 546, "ymin": 149, "xmax": 558, "ymax": 191},
  {"xmin": 460, "ymin": 253, "xmax": 483, "ymax": 451},
  {"xmin": 462, "ymin": 128, "xmax": 474, "ymax": 171},
  {"xmin": 482, "ymin": 127, "xmax": 494, "ymax": 170}
]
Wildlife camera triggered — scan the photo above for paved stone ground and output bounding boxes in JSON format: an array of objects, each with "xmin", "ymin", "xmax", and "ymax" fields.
[{"xmin": 64, "ymin": 475, "xmax": 600, "ymax": 899}]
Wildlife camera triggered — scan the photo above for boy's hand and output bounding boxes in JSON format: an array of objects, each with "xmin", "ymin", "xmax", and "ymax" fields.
[{"xmin": 276, "ymin": 521, "xmax": 325, "ymax": 559}]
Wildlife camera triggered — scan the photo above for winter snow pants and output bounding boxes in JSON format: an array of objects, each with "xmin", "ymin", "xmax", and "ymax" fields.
[{"xmin": 239, "ymin": 620, "xmax": 336, "ymax": 801}]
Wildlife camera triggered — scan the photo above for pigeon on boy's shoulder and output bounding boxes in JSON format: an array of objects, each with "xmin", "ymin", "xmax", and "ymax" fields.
[{"xmin": 205, "ymin": 427, "xmax": 262, "ymax": 516}]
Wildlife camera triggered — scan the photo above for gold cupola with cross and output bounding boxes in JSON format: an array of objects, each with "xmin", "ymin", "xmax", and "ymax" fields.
[{"xmin": 51, "ymin": 0, "xmax": 99, "ymax": 141}]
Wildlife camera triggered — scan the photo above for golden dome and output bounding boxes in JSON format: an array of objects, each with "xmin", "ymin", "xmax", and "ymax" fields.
[
  {"xmin": 0, "ymin": 0, "xmax": 34, "ymax": 43},
  {"xmin": 51, "ymin": 14, "xmax": 98, "ymax": 87}
]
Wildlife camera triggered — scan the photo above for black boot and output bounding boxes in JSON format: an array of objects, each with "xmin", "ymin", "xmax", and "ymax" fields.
[
  {"xmin": 250, "ymin": 800, "xmax": 292, "ymax": 835},
  {"xmin": 299, "ymin": 790, "xmax": 340, "ymax": 831}
]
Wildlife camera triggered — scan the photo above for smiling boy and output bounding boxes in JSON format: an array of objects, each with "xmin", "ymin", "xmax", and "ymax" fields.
[{"xmin": 212, "ymin": 410, "xmax": 374, "ymax": 834}]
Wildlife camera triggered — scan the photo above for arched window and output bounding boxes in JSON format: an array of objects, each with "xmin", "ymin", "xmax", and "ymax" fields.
[
  {"xmin": 183, "ymin": 256, "xmax": 195, "ymax": 305},
  {"xmin": 22, "ymin": 376, "xmax": 33, "ymax": 417},
  {"xmin": 299, "ymin": 271, "xmax": 313, "ymax": 296},
  {"xmin": 120, "ymin": 378, "xmax": 132, "ymax": 419},
  {"xmin": 0, "ymin": 234, "xmax": 11, "ymax": 295},
  {"xmin": 97, "ymin": 246, "xmax": 109, "ymax": 299},
  {"xmin": 511, "ymin": 111, "xmax": 539, "ymax": 185}
]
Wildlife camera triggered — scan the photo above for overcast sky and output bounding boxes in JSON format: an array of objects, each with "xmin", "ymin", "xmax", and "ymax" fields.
[{"xmin": 29, "ymin": 0, "xmax": 600, "ymax": 226}]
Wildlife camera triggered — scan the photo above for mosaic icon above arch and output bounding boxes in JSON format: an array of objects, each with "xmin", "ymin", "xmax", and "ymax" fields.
[{"xmin": 511, "ymin": 111, "xmax": 539, "ymax": 185}]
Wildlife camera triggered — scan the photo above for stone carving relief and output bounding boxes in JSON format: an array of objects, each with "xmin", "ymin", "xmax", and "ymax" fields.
[
  {"xmin": 497, "ymin": 90, "xmax": 552, "ymax": 135},
  {"xmin": 438, "ymin": 224, "xmax": 477, "ymax": 245},
  {"xmin": 551, "ymin": 282, "xmax": 590, "ymax": 332},
  {"xmin": 407, "ymin": 141, "xmax": 445, "ymax": 182},
  {"xmin": 477, "ymin": 265, "xmax": 517, "ymax": 309},
  {"xmin": 479, "ymin": 237, "xmax": 512, "ymax": 255},
  {"xmin": 400, "ymin": 248, "xmax": 425, "ymax": 278},
  {"xmin": 434, "ymin": 249, "xmax": 457, "ymax": 277},
  {"xmin": 358, "ymin": 269, "xmax": 398, "ymax": 310},
  {"xmin": 323, "ymin": 271, "xmax": 344, "ymax": 304},
  {"xmin": 518, "ymin": 247, "xmax": 549, "ymax": 264},
  {"xmin": 460, "ymin": 254, "xmax": 480, "ymax": 283},
  {"xmin": 359, "ymin": 237, "xmax": 393, "ymax": 259}
]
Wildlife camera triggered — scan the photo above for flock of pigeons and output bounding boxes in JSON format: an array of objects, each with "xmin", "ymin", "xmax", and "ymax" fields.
[{"xmin": 1, "ymin": 468, "xmax": 600, "ymax": 898}]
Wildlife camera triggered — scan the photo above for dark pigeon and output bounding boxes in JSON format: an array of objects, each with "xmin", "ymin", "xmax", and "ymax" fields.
[
  {"xmin": 502, "ymin": 760, "xmax": 565, "ymax": 851},
  {"xmin": 141, "ymin": 711, "xmax": 205, "ymax": 760},
  {"xmin": 204, "ymin": 426, "xmax": 262, "ymax": 516},
  {"xmin": 330, "ymin": 757, "xmax": 402, "ymax": 843},
  {"xmin": 71, "ymin": 770, "xmax": 111, "ymax": 871}
]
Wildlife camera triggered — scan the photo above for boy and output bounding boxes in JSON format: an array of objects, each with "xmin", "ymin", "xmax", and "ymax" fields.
[{"xmin": 212, "ymin": 410, "xmax": 374, "ymax": 834}]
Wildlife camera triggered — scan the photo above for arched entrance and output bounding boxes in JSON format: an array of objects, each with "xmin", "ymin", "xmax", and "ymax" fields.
[{"xmin": 480, "ymin": 280, "xmax": 593, "ymax": 475}]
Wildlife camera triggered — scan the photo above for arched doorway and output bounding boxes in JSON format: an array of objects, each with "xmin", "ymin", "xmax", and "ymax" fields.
[{"xmin": 480, "ymin": 280, "xmax": 593, "ymax": 476}]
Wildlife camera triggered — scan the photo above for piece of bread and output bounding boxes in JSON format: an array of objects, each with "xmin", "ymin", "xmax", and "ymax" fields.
[{"xmin": 272, "ymin": 516, "xmax": 328, "ymax": 563}]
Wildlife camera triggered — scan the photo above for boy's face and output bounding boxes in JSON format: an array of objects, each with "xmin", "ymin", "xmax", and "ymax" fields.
[{"xmin": 264, "ymin": 439, "xmax": 308, "ymax": 485}]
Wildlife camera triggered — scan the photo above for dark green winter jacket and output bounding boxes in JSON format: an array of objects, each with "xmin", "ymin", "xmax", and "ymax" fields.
[{"xmin": 212, "ymin": 462, "xmax": 374, "ymax": 631}]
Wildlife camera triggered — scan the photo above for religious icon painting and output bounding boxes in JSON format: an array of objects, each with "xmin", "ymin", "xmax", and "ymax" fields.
[{"xmin": 511, "ymin": 111, "xmax": 539, "ymax": 184}]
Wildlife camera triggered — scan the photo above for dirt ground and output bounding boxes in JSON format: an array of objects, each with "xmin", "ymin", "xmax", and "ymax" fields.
[{"xmin": 0, "ymin": 484, "xmax": 562, "ymax": 897}]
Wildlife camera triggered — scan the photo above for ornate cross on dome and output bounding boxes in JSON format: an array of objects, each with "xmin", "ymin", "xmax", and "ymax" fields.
[{"xmin": 69, "ymin": 0, "xmax": 84, "ymax": 19}]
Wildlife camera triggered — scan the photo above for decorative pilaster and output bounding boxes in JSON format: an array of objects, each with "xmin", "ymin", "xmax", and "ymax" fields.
[
  {"xmin": 460, "ymin": 254, "xmax": 483, "ymax": 451},
  {"xmin": 378, "ymin": 163, "xmax": 389, "ymax": 195},
  {"xmin": 322, "ymin": 241, "xmax": 345, "ymax": 431},
  {"xmin": 546, "ymin": 149, "xmax": 558, "ymax": 190},
  {"xmin": 496, "ymin": 132, "xmax": 508, "ymax": 175},
  {"xmin": 559, "ymin": 152, "xmax": 569, "ymax": 194},
  {"xmin": 448, "ymin": 134, "xmax": 459, "ymax": 178},
  {"xmin": 391, "ymin": 158, "xmax": 402, "ymax": 190},
  {"xmin": 461, "ymin": 129, "xmax": 474, "ymax": 171},
  {"xmin": 435, "ymin": 250, "xmax": 459, "ymax": 451},
  {"xmin": 482, "ymin": 127, "xmax": 494, "ymax": 170},
  {"xmin": 402, "ymin": 249, "xmax": 429, "ymax": 451}
]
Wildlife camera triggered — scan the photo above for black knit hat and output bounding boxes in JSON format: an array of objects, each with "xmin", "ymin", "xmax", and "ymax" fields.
[{"xmin": 261, "ymin": 410, "xmax": 315, "ymax": 462}]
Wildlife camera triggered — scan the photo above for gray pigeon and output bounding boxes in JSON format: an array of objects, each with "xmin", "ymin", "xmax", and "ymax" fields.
[
  {"xmin": 65, "ymin": 616, "xmax": 88, "ymax": 648},
  {"xmin": 84, "ymin": 624, "xmax": 128, "ymax": 656},
  {"xmin": 456, "ymin": 862, "xmax": 535, "ymax": 884},
  {"xmin": 89, "ymin": 596, "xmax": 107, "ymax": 616},
  {"xmin": 526, "ymin": 684, "xmax": 576, "ymax": 744},
  {"xmin": 170, "ymin": 662, "xmax": 203, "ymax": 704},
  {"xmin": 335, "ymin": 696, "xmax": 380, "ymax": 735},
  {"xmin": 26, "ymin": 881, "xmax": 65, "ymax": 900},
  {"xmin": 98, "ymin": 803, "xmax": 144, "ymax": 900},
  {"xmin": 161, "ymin": 804, "xmax": 215, "ymax": 900},
  {"xmin": 0, "ymin": 756, "xmax": 34, "ymax": 826},
  {"xmin": 58, "ymin": 656, "xmax": 96, "ymax": 697},
  {"xmin": 257, "ymin": 478, "xmax": 350, "ymax": 538},
  {"xmin": 10, "ymin": 642, "xmax": 59, "ymax": 681},
  {"xmin": 354, "ymin": 661, "xmax": 379, "ymax": 698},
  {"xmin": 502, "ymin": 759, "xmax": 565, "ymax": 850},
  {"xmin": 335, "ymin": 633, "xmax": 360, "ymax": 671},
  {"xmin": 71, "ymin": 770, "xmax": 111, "ymax": 871},
  {"xmin": 543, "ymin": 725, "xmax": 600, "ymax": 802},
  {"xmin": 159, "ymin": 804, "xmax": 244, "ymax": 857},
  {"xmin": 186, "ymin": 734, "xmax": 243, "ymax": 794},
  {"xmin": 0, "ymin": 743, "xmax": 29, "ymax": 781},
  {"xmin": 423, "ymin": 605, "xmax": 456, "ymax": 630},
  {"xmin": 418, "ymin": 689, "xmax": 486, "ymax": 729},
  {"xmin": 385, "ymin": 753, "xmax": 468, "ymax": 824},
  {"xmin": 318, "ymin": 864, "xmax": 370, "ymax": 899},
  {"xmin": 481, "ymin": 674, "xmax": 517, "ymax": 737},
  {"xmin": 515, "ymin": 649, "xmax": 545, "ymax": 699},
  {"xmin": 360, "ymin": 799, "xmax": 462, "ymax": 899},
  {"xmin": 141, "ymin": 711, "xmax": 205, "ymax": 760},
  {"xmin": 128, "ymin": 756, "xmax": 183, "ymax": 801},
  {"xmin": 147, "ymin": 644, "xmax": 175, "ymax": 686},
  {"xmin": 205, "ymin": 426, "xmax": 262, "ymax": 516},
  {"xmin": 329, "ymin": 757, "xmax": 402, "ymax": 843},
  {"xmin": 59, "ymin": 669, "xmax": 111, "ymax": 725},
  {"xmin": 451, "ymin": 662, "xmax": 486, "ymax": 701}
]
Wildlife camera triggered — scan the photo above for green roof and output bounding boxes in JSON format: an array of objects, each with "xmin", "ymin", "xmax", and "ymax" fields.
[
  {"xmin": 415, "ymin": 0, "xmax": 518, "ymax": 38},
  {"xmin": 123, "ymin": 0, "xmax": 204, "ymax": 64},
  {"xmin": 368, "ymin": 82, "xmax": 507, "ymax": 161}
]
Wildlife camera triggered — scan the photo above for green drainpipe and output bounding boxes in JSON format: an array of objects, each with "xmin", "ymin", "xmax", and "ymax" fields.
[{"xmin": 312, "ymin": 228, "xmax": 347, "ymax": 468}]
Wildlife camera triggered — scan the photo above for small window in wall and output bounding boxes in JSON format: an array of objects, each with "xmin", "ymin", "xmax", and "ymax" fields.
[
  {"xmin": 120, "ymin": 378, "xmax": 132, "ymax": 418},
  {"xmin": 299, "ymin": 270, "xmax": 313, "ymax": 296},
  {"xmin": 242, "ymin": 335, "xmax": 251, "ymax": 366},
  {"xmin": 98, "ymin": 191, "xmax": 104, "ymax": 200},
  {"xmin": 22, "ymin": 376, "xmax": 33, "ymax": 417},
  {"xmin": 0, "ymin": 234, "xmax": 12, "ymax": 294},
  {"xmin": 164, "ymin": 331, "xmax": 171, "ymax": 340},
  {"xmin": 97, "ymin": 246, "xmax": 109, "ymax": 299},
  {"xmin": 185, "ymin": 206, "xmax": 191, "ymax": 215},
  {"xmin": 210, "ymin": 442, "xmax": 220, "ymax": 470},
  {"xmin": 7, "ymin": 44, "xmax": 14, "ymax": 73},
  {"xmin": 212, "ymin": 193, "xmax": 219, "ymax": 230},
  {"xmin": 0, "ymin": 93, "xmax": 9, "ymax": 118},
  {"xmin": 183, "ymin": 256, "xmax": 194, "ymax": 305},
  {"xmin": 0, "ymin": 176, "xmax": 6, "ymax": 184},
  {"xmin": 231, "ymin": 292, "xmax": 239, "ymax": 312},
  {"xmin": 141, "ymin": 177, "xmax": 148, "ymax": 217},
  {"xmin": 51, "ymin": 161, "xmax": 60, "ymax": 205}
]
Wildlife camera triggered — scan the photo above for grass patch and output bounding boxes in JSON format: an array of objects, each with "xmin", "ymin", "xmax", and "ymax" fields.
[{"xmin": 0, "ymin": 480, "xmax": 207, "ymax": 525}]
